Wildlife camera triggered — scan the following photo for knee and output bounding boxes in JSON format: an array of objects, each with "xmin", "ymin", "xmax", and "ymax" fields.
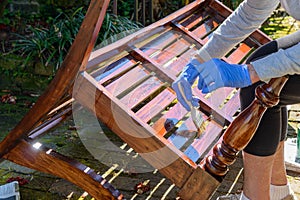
[{"xmin": 244, "ymin": 106, "xmax": 283, "ymax": 156}]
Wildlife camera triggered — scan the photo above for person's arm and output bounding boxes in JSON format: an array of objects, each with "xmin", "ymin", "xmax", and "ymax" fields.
[
  {"xmin": 247, "ymin": 63, "xmax": 260, "ymax": 83},
  {"xmin": 198, "ymin": 0, "xmax": 279, "ymax": 60},
  {"xmin": 276, "ymin": 29, "xmax": 300, "ymax": 49},
  {"xmin": 251, "ymin": 41, "xmax": 300, "ymax": 82}
]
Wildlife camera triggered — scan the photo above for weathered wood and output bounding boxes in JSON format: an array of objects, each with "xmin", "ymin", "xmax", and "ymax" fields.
[
  {"xmin": 28, "ymin": 102, "xmax": 73, "ymax": 139},
  {"xmin": 168, "ymin": 117, "xmax": 200, "ymax": 150},
  {"xmin": 167, "ymin": 47, "xmax": 198, "ymax": 74},
  {"xmin": 184, "ymin": 122, "xmax": 223, "ymax": 162},
  {"xmin": 203, "ymin": 77, "xmax": 289, "ymax": 177}
]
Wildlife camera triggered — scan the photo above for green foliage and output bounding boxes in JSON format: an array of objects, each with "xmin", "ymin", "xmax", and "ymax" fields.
[
  {"xmin": 96, "ymin": 13, "xmax": 143, "ymax": 48},
  {"xmin": 113, "ymin": 0, "xmax": 135, "ymax": 19},
  {"xmin": 0, "ymin": 0, "xmax": 9, "ymax": 17},
  {"xmin": 0, "ymin": 3, "xmax": 9, "ymax": 24},
  {"xmin": 36, "ymin": 0, "xmax": 89, "ymax": 19},
  {"xmin": 158, "ymin": 0, "xmax": 184, "ymax": 17},
  {"xmin": 11, "ymin": 7, "xmax": 85, "ymax": 71},
  {"xmin": 261, "ymin": 11, "xmax": 300, "ymax": 39},
  {"xmin": 10, "ymin": 7, "xmax": 143, "ymax": 73},
  {"xmin": 36, "ymin": 0, "xmax": 89, "ymax": 8}
]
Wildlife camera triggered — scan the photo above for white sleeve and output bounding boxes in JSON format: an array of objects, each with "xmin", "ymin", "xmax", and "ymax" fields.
[
  {"xmin": 252, "ymin": 42, "xmax": 300, "ymax": 82},
  {"xmin": 276, "ymin": 30, "xmax": 300, "ymax": 49},
  {"xmin": 198, "ymin": 0, "xmax": 279, "ymax": 60}
]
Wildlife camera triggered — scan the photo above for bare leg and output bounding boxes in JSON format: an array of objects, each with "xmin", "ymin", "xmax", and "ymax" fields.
[
  {"xmin": 243, "ymin": 151, "xmax": 275, "ymax": 200},
  {"xmin": 271, "ymin": 141, "xmax": 288, "ymax": 185}
]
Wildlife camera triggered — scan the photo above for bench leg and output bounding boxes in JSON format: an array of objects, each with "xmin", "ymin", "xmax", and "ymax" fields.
[
  {"xmin": 2, "ymin": 139, "xmax": 123, "ymax": 200},
  {"xmin": 203, "ymin": 77, "xmax": 289, "ymax": 177}
]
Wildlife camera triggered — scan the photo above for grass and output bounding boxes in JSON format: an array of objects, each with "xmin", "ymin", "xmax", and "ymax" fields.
[{"xmin": 261, "ymin": 11, "xmax": 300, "ymax": 39}]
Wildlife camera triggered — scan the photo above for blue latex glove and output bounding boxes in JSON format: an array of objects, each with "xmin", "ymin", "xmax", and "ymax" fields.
[
  {"xmin": 191, "ymin": 58, "xmax": 252, "ymax": 93},
  {"xmin": 172, "ymin": 63, "xmax": 200, "ymax": 111}
]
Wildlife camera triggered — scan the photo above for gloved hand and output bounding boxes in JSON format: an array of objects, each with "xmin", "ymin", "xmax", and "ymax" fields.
[
  {"xmin": 172, "ymin": 63, "xmax": 200, "ymax": 111},
  {"xmin": 191, "ymin": 58, "xmax": 252, "ymax": 93}
]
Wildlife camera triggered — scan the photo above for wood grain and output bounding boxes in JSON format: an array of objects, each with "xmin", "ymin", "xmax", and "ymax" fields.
[{"xmin": 4, "ymin": 140, "xmax": 122, "ymax": 200}]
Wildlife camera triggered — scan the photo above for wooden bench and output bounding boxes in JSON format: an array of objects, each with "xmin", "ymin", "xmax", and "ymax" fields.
[{"xmin": 0, "ymin": 0, "xmax": 288, "ymax": 199}]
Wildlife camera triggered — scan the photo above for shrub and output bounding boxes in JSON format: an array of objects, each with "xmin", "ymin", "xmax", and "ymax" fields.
[{"xmin": 11, "ymin": 7, "xmax": 143, "ymax": 73}]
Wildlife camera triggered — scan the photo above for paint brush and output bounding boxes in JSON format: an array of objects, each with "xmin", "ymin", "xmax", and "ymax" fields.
[{"xmin": 178, "ymin": 82, "xmax": 207, "ymax": 138}]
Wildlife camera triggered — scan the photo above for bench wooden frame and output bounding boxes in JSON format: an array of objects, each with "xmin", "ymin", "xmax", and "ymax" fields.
[{"xmin": 0, "ymin": 0, "xmax": 288, "ymax": 199}]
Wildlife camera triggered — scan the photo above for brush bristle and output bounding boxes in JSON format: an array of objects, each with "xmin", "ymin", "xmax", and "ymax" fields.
[{"xmin": 190, "ymin": 107, "xmax": 208, "ymax": 138}]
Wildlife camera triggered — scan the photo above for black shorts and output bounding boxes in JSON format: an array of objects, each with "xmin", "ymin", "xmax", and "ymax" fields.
[{"xmin": 240, "ymin": 40, "xmax": 300, "ymax": 156}]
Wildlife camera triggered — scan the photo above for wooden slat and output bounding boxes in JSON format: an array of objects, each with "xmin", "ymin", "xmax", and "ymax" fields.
[
  {"xmin": 184, "ymin": 122, "xmax": 223, "ymax": 162},
  {"xmin": 205, "ymin": 87, "xmax": 236, "ymax": 109},
  {"xmin": 87, "ymin": 28, "xmax": 169, "ymax": 71},
  {"xmin": 220, "ymin": 89, "xmax": 240, "ymax": 117},
  {"xmin": 202, "ymin": 33, "xmax": 213, "ymax": 43},
  {"xmin": 73, "ymin": 72, "xmax": 197, "ymax": 188},
  {"xmin": 172, "ymin": 22, "xmax": 205, "ymax": 47},
  {"xmin": 140, "ymin": 31, "xmax": 181, "ymax": 57},
  {"xmin": 167, "ymin": 117, "xmax": 198, "ymax": 150},
  {"xmin": 87, "ymin": 51, "xmax": 130, "ymax": 74},
  {"xmin": 152, "ymin": 38, "xmax": 191, "ymax": 66},
  {"xmin": 166, "ymin": 47, "xmax": 197, "ymax": 75},
  {"xmin": 88, "ymin": 0, "xmax": 209, "ymax": 69},
  {"xmin": 152, "ymin": 103, "xmax": 188, "ymax": 136},
  {"xmin": 180, "ymin": 11, "xmax": 205, "ymax": 30},
  {"xmin": 120, "ymin": 76, "xmax": 163, "ymax": 109},
  {"xmin": 105, "ymin": 65, "xmax": 149, "ymax": 97},
  {"xmin": 226, "ymin": 43, "xmax": 252, "ymax": 64},
  {"xmin": 131, "ymin": 48, "xmax": 177, "ymax": 84},
  {"xmin": 167, "ymin": 48, "xmax": 197, "ymax": 74},
  {"xmin": 144, "ymin": 82, "xmax": 237, "ymax": 134},
  {"xmin": 136, "ymin": 88, "xmax": 176, "ymax": 123},
  {"xmin": 192, "ymin": 89, "xmax": 234, "ymax": 125},
  {"xmin": 208, "ymin": 0, "xmax": 232, "ymax": 19},
  {"xmin": 133, "ymin": 27, "xmax": 171, "ymax": 49},
  {"xmin": 93, "ymin": 57, "xmax": 137, "ymax": 84},
  {"xmin": 192, "ymin": 18, "xmax": 219, "ymax": 39},
  {"xmin": 201, "ymin": 89, "xmax": 240, "ymax": 124}
]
